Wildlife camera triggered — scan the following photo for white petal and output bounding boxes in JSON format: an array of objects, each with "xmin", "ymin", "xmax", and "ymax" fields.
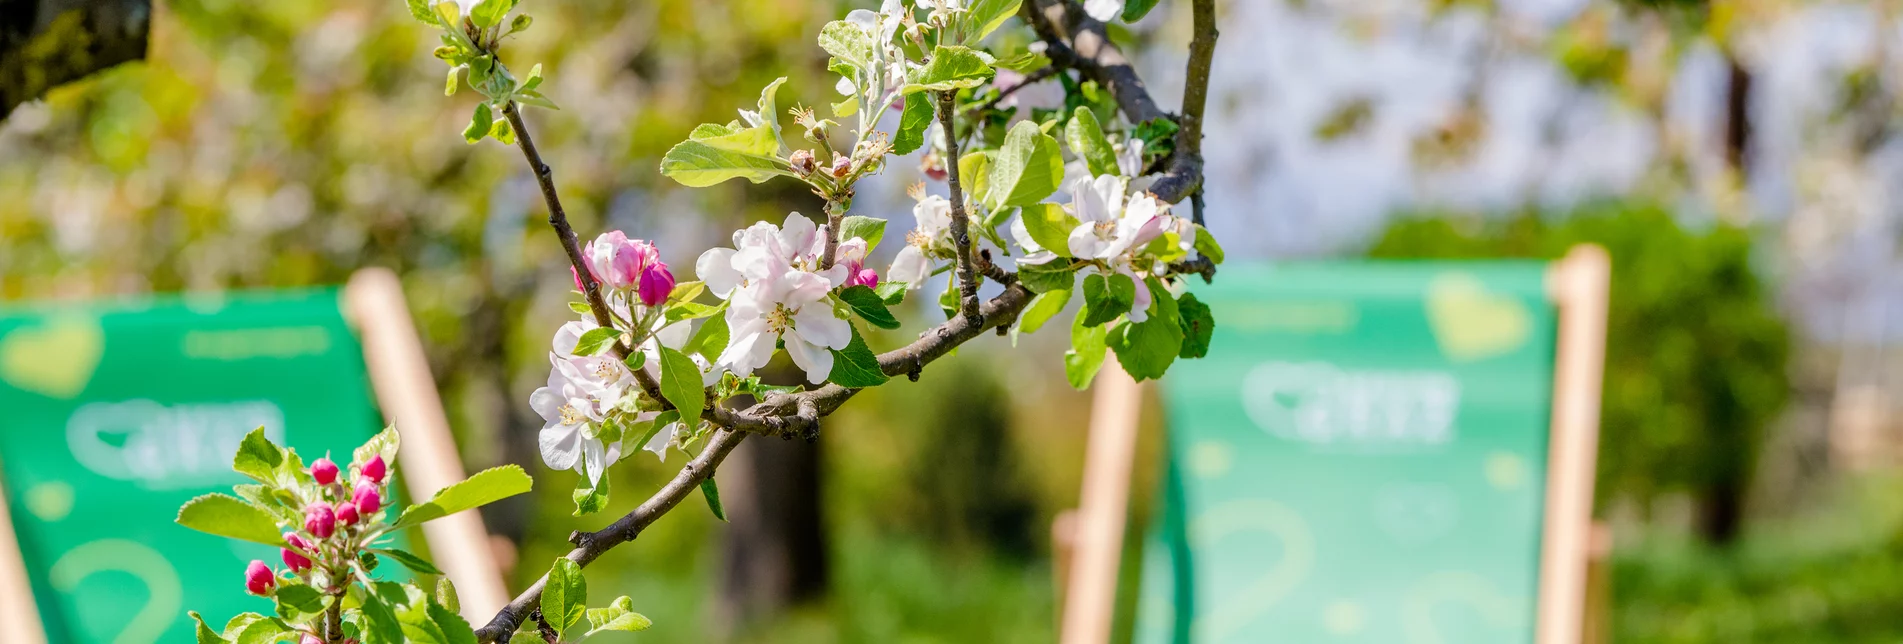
[
  {"xmin": 888, "ymin": 246, "xmax": 932, "ymax": 286},
  {"xmin": 783, "ymin": 335, "xmax": 836, "ymax": 384},
  {"xmin": 779, "ymin": 271, "xmax": 833, "ymax": 308},
  {"xmin": 530, "ymin": 386, "xmax": 563, "ymax": 422},
  {"xmin": 1010, "ymin": 215, "xmax": 1043, "ymax": 254},
  {"xmin": 697, "ymin": 247, "xmax": 742, "ymax": 298},
  {"xmin": 582, "ymin": 437, "xmax": 606, "ymax": 483},
  {"xmin": 780, "ymin": 213, "xmax": 818, "ymax": 257},
  {"xmin": 539, "ymin": 423, "xmax": 583, "ymax": 471},
  {"xmin": 643, "ymin": 422, "xmax": 681, "ymax": 461},
  {"xmin": 654, "ymin": 319, "xmax": 693, "ymax": 349},
  {"xmin": 1069, "ymin": 221, "xmax": 1107, "ymax": 258},
  {"xmin": 552, "ymin": 320, "xmax": 597, "ymax": 358},
  {"xmin": 793, "ymin": 303, "xmax": 852, "ymax": 350},
  {"xmin": 1125, "ymin": 268, "xmax": 1152, "ymax": 323},
  {"xmin": 1083, "ymin": 0, "xmax": 1124, "ymax": 22}
]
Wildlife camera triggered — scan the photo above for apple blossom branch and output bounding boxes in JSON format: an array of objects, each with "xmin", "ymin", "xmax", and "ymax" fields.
[
  {"xmin": 473, "ymin": 3, "xmax": 1220, "ymax": 638},
  {"xmin": 935, "ymin": 89, "xmax": 984, "ymax": 322}
]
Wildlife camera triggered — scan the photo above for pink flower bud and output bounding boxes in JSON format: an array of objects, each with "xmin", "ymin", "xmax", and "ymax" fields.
[
  {"xmin": 244, "ymin": 560, "xmax": 276, "ymax": 595},
  {"xmin": 334, "ymin": 501, "xmax": 360, "ymax": 527},
  {"xmin": 311, "ymin": 457, "xmax": 339, "ymax": 486},
  {"xmin": 637, "ymin": 260, "xmax": 675, "ymax": 308},
  {"xmin": 848, "ymin": 268, "xmax": 880, "ymax": 289},
  {"xmin": 353, "ymin": 483, "xmax": 382, "ymax": 516},
  {"xmin": 282, "ymin": 547, "xmax": 312, "ymax": 572},
  {"xmin": 304, "ymin": 503, "xmax": 336, "ymax": 539},
  {"xmin": 571, "ymin": 265, "xmax": 586, "ymax": 291},
  {"xmin": 301, "ymin": 634, "xmax": 323, "ymax": 644},
  {"xmin": 585, "ymin": 231, "xmax": 653, "ymax": 290},
  {"xmin": 361, "ymin": 455, "xmax": 387, "ymax": 484}
]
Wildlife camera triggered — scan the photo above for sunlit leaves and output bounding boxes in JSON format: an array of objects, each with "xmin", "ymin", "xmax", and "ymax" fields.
[
  {"xmin": 893, "ymin": 92, "xmax": 936, "ymax": 155},
  {"xmin": 659, "ymin": 121, "xmax": 794, "ymax": 187},
  {"xmin": 1065, "ymin": 106, "xmax": 1119, "ymax": 178},
  {"xmin": 390, "ymin": 465, "xmax": 533, "ymax": 529},
  {"xmin": 986, "ymin": 121, "xmax": 1064, "ymax": 210},
  {"xmin": 839, "ymin": 216, "xmax": 888, "ymax": 249},
  {"xmin": 1108, "ymin": 277, "xmax": 1184, "ymax": 381},
  {"xmin": 176, "ymin": 494, "xmax": 289, "ymax": 548},
  {"xmin": 463, "ymin": 103, "xmax": 494, "ymax": 144},
  {"xmin": 1079, "ymin": 272, "xmax": 1136, "ymax": 327},
  {"xmin": 827, "ymin": 326, "xmax": 889, "ymax": 387},
  {"xmin": 964, "ymin": 0, "xmax": 1023, "ymax": 42},
  {"xmin": 1176, "ymin": 293, "xmax": 1214, "ymax": 359},
  {"xmin": 1018, "ymin": 288, "xmax": 1072, "ymax": 335},
  {"xmin": 1018, "ymin": 203, "xmax": 1079, "ymax": 259},
  {"xmin": 1065, "ymin": 312, "xmax": 1110, "ymax": 390},
  {"xmin": 901, "ymin": 45, "xmax": 995, "ymax": 95},
  {"xmin": 585, "ymin": 596, "xmax": 654, "ymax": 635},
  {"xmin": 542, "ymin": 559, "xmax": 588, "ymax": 632},
  {"xmin": 657, "ymin": 346, "xmax": 706, "ymax": 415}
]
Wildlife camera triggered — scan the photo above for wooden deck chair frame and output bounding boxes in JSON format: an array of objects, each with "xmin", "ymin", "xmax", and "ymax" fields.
[
  {"xmin": 0, "ymin": 268, "xmax": 511, "ymax": 642},
  {"xmin": 1054, "ymin": 245, "xmax": 1612, "ymax": 644}
]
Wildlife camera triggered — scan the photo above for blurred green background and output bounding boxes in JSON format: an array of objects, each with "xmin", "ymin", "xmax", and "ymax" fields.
[{"xmin": 9, "ymin": 0, "xmax": 1903, "ymax": 641}]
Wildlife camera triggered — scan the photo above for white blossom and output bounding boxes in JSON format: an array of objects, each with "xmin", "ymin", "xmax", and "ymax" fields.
[
  {"xmin": 1083, "ymin": 0, "xmax": 1123, "ymax": 22},
  {"xmin": 888, "ymin": 194, "xmax": 954, "ymax": 288},
  {"xmin": 533, "ymin": 355, "xmax": 629, "ymax": 484}
]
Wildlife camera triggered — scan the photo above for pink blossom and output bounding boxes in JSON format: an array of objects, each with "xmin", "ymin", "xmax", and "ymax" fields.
[
  {"xmin": 282, "ymin": 534, "xmax": 314, "ymax": 572},
  {"xmin": 353, "ymin": 483, "xmax": 382, "ymax": 515},
  {"xmin": 304, "ymin": 503, "xmax": 336, "ymax": 539},
  {"xmin": 310, "ymin": 457, "xmax": 339, "ymax": 486},
  {"xmin": 848, "ymin": 268, "xmax": 879, "ymax": 288},
  {"xmin": 583, "ymin": 231, "xmax": 659, "ymax": 290},
  {"xmin": 244, "ymin": 560, "xmax": 276, "ymax": 595},
  {"xmin": 335, "ymin": 501, "xmax": 360, "ymax": 527}
]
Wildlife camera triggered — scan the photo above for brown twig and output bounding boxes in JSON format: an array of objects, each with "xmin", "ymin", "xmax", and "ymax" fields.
[{"xmin": 934, "ymin": 89, "xmax": 984, "ymax": 323}]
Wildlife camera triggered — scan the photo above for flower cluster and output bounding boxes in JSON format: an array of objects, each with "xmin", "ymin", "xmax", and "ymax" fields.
[
  {"xmin": 888, "ymin": 186, "xmax": 957, "ymax": 289},
  {"xmin": 249, "ymin": 454, "xmax": 389, "ymax": 593},
  {"xmin": 698, "ymin": 214, "xmax": 865, "ymax": 384},
  {"xmin": 535, "ymin": 232, "xmax": 702, "ymax": 484}
]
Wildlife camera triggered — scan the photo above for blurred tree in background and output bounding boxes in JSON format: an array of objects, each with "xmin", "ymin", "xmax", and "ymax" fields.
[{"xmin": 1371, "ymin": 202, "xmax": 1791, "ymax": 544}]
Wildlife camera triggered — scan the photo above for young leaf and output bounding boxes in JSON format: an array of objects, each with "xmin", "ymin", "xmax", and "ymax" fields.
[
  {"xmin": 463, "ymin": 102, "xmax": 493, "ymax": 144},
  {"xmin": 356, "ymin": 587, "xmax": 406, "ymax": 644},
  {"xmin": 469, "ymin": 0, "xmax": 511, "ymax": 28},
  {"xmin": 624, "ymin": 350, "xmax": 647, "ymax": 372},
  {"xmin": 1065, "ymin": 313, "xmax": 1110, "ymax": 390},
  {"xmin": 1194, "ymin": 225, "xmax": 1225, "ymax": 264},
  {"xmin": 684, "ymin": 313, "xmax": 729, "ymax": 362},
  {"xmin": 375, "ymin": 548, "xmax": 445, "ymax": 576},
  {"xmin": 426, "ymin": 600, "xmax": 479, "ymax": 644},
  {"xmin": 176, "ymin": 494, "xmax": 289, "ymax": 548},
  {"xmin": 901, "ymin": 45, "xmax": 995, "ymax": 94},
  {"xmin": 986, "ymin": 121, "xmax": 1064, "ymax": 209},
  {"xmin": 665, "ymin": 301, "xmax": 722, "ymax": 323},
  {"xmin": 700, "ymin": 478, "xmax": 727, "ymax": 521},
  {"xmin": 1177, "ymin": 293, "xmax": 1214, "ymax": 359},
  {"xmin": 670, "ymin": 280, "xmax": 706, "ymax": 303},
  {"xmin": 1019, "ymin": 203, "xmax": 1080, "ymax": 258},
  {"xmin": 542, "ymin": 558, "xmax": 588, "ymax": 631},
  {"xmin": 1108, "ymin": 278, "xmax": 1185, "ymax": 381},
  {"xmin": 958, "ymin": 150, "xmax": 994, "ymax": 206},
  {"xmin": 1080, "ymin": 272, "xmax": 1137, "ymax": 327},
  {"xmin": 405, "ymin": 0, "xmax": 435, "ymax": 23},
  {"xmin": 827, "ymin": 325, "xmax": 890, "ymax": 387},
  {"xmin": 875, "ymin": 281, "xmax": 908, "ymax": 305},
  {"xmin": 657, "ymin": 346, "xmax": 706, "ymax": 415},
  {"xmin": 585, "ymin": 596, "xmax": 655, "ymax": 635},
  {"xmin": 964, "ymin": 0, "xmax": 1023, "ymax": 41},
  {"xmin": 837, "ymin": 285, "xmax": 901, "ymax": 329},
  {"xmin": 893, "ymin": 92, "xmax": 935, "ymax": 155},
  {"xmin": 1122, "ymin": 0, "xmax": 1160, "ymax": 22},
  {"xmin": 838, "ymin": 216, "xmax": 888, "ymax": 249},
  {"xmin": 390, "ymin": 465, "xmax": 534, "ymax": 529},
  {"xmin": 572, "ymin": 468, "xmax": 610, "ymax": 516},
  {"xmin": 224, "ymin": 612, "xmax": 292, "ymax": 644},
  {"xmin": 572, "ymin": 327, "xmax": 621, "ymax": 356},
  {"xmin": 1018, "ymin": 260, "xmax": 1078, "ymax": 293},
  {"xmin": 437, "ymin": 577, "xmax": 462, "ymax": 615},
  {"xmin": 1019, "ymin": 288, "xmax": 1072, "ymax": 335},
  {"xmin": 272, "ymin": 584, "xmax": 326, "ymax": 619},
  {"xmin": 819, "ymin": 21, "xmax": 874, "ymax": 72},
  {"xmin": 754, "ymin": 77, "xmax": 789, "ymax": 149},
  {"xmin": 231, "ymin": 427, "xmax": 284, "ymax": 485},
  {"xmin": 1065, "ymin": 106, "xmax": 1119, "ymax": 178},
  {"xmin": 658, "ymin": 127, "xmax": 794, "ymax": 187},
  {"xmin": 191, "ymin": 612, "xmax": 230, "ymax": 644},
  {"xmin": 353, "ymin": 425, "xmax": 400, "ymax": 475}
]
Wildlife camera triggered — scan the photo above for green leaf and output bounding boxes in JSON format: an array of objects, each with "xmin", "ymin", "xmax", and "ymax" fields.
[
  {"xmin": 1080, "ymin": 272, "xmax": 1137, "ymax": 327},
  {"xmin": 273, "ymin": 584, "xmax": 326, "ymax": 620},
  {"xmin": 191, "ymin": 612, "xmax": 229, "ymax": 644},
  {"xmin": 624, "ymin": 350, "xmax": 648, "ymax": 372},
  {"xmin": 1065, "ymin": 106, "xmax": 1119, "ymax": 177},
  {"xmin": 901, "ymin": 45, "xmax": 995, "ymax": 94},
  {"xmin": 356, "ymin": 587, "xmax": 406, "ymax": 644},
  {"xmin": 444, "ymin": 66, "xmax": 460, "ymax": 96},
  {"xmin": 1065, "ymin": 313, "xmax": 1110, "ymax": 390},
  {"xmin": 572, "ymin": 468, "xmax": 609, "ymax": 516},
  {"xmin": 700, "ymin": 478, "xmax": 727, "ymax": 521},
  {"xmin": 684, "ymin": 313, "xmax": 729, "ymax": 362},
  {"xmin": 542, "ymin": 558, "xmax": 588, "ymax": 631},
  {"xmin": 1122, "ymin": 0, "xmax": 1160, "ymax": 22},
  {"xmin": 390, "ymin": 465, "xmax": 533, "ymax": 529},
  {"xmin": 1017, "ymin": 260, "xmax": 1078, "ymax": 293},
  {"xmin": 571, "ymin": 327, "xmax": 620, "ymax": 356},
  {"xmin": 406, "ymin": 0, "xmax": 435, "ymax": 23},
  {"xmin": 176, "ymin": 494, "xmax": 288, "ymax": 548},
  {"xmin": 586, "ymin": 596, "xmax": 655, "ymax": 635},
  {"xmin": 1176, "ymin": 293, "xmax": 1214, "ymax": 359},
  {"xmin": 819, "ymin": 20, "xmax": 874, "ymax": 70},
  {"xmin": 469, "ymin": 0, "xmax": 512, "ymax": 28},
  {"xmin": 657, "ymin": 346, "xmax": 706, "ymax": 415},
  {"xmin": 1193, "ymin": 225, "xmax": 1225, "ymax": 264},
  {"xmin": 670, "ymin": 280, "xmax": 707, "ymax": 303},
  {"xmin": 231, "ymin": 427, "xmax": 284, "ymax": 484},
  {"xmin": 1108, "ymin": 278, "xmax": 1185, "ymax": 381},
  {"xmin": 665, "ymin": 301, "xmax": 723, "ymax": 324},
  {"xmin": 964, "ymin": 0, "xmax": 1022, "ymax": 41},
  {"xmin": 658, "ymin": 132, "xmax": 794, "ymax": 187},
  {"xmin": 827, "ymin": 325, "xmax": 889, "ymax": 387},
  {"xmin": 838, "ymin": 216, "xmax": 888, "ymax": 250},
  {"xmin": 893, "ymin": 92, "xmax": 935, "ymax": 155},
  {"xmin": 1019, "ymin": 203, "xmax": 1080, "ymax": 258},
  {"xmin": 754, "ymin": 77, "xmax": 789, "ymax": 150},
  {"xmin": 375, "ymin": 548, "xmax": 445, "ymax": 576},
  {"xmin": 875, "ymin": 281, "xmax": 908, "ymax": 305},
  {"xmin": 225, "ymin": 613, "xmax": 292, "ymax": 644},
  {"xmin": 463, "ymin": 103, "xmax": 493, "ymax": 144},
  {"xmin": 986, "ymin": 121, "xmax": 1064, "ymax": 209},
  {"xmin": 958, "ymin": 150, "xmax": 994, "ymax": 206},
  {"xmin": 437, "ymin": 577, "xmax": 462, "ymax": 615},
  {"xmin": 837, "ymin": 285, "xmax": 901, "ymax": 330},
  {"xmin": 490, "ymin": 118, "xmax": 515, "ymax": 145},
  {"xmin": 994, "ymin": 50, "xmax": 1050, "ymax": 73},
  {"xmin": 689, "ymin": 122, "xmax": 737, "ymax": 139},
  {"xmin": 427, "ymin": 600, "xmax": 479, "ymax": 644},
  {"xmin": 1019, "ymin": 288, "xmax": 1072, "ymax": 335}
]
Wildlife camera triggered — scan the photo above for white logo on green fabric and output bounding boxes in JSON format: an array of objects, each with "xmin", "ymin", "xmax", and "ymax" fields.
[
  {"xmin": 1240, "ymin": 361, "xmax": 1460, "ymax": 448},
  {"xmin": 66, "ymin": 399, "xmax": 286, "ymax": 488}
]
